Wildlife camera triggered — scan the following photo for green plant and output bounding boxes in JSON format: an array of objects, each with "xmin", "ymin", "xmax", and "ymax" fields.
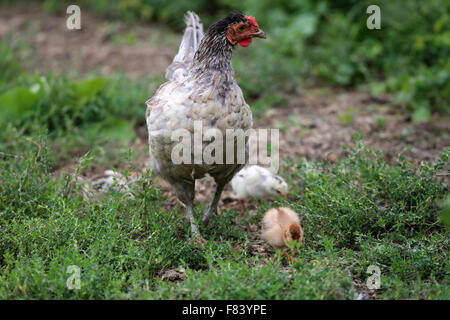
[{"xmin": 0, "ymin": 135, "xmax": 448, "ymax": 299}]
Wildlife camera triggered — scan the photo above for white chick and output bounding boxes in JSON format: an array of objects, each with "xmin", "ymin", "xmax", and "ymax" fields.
[
  {"xmin": 231, "ymin": 165, "xmax": 288, "ymax": 212},
  {"xmin": 261, "ymin": 207, "xmax": 303, "ymax": 250}
]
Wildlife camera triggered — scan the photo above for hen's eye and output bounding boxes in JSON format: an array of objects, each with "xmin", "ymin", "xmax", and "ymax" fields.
[{"xmin": 238, "ymin": 25, "xmax": 245, "ymax": 31}]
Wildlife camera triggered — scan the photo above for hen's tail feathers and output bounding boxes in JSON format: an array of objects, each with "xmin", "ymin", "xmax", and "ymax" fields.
[{"xmin": 165, "ymin": 11, "xmax": 204, "ymax": 81}]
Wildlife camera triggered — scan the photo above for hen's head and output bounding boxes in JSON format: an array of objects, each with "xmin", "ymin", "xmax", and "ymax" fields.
[{"xmin": 209, "ymin": 11, "xmax": 266, "ymax": 47}]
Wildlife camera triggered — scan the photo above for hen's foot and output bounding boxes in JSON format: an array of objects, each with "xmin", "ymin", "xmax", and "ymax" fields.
[
  {"xmin": 202, "ymin": 208, "xmax": 216, "ymax": 226},
  {"xmin": 186, "ymin": 203, "xmax": 205, "ymax": 246}
]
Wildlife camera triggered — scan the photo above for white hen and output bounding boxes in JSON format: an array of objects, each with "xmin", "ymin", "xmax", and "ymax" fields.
[{"xmin": 145, "ymin": 12, "xmax": 266, "ymax": 244}]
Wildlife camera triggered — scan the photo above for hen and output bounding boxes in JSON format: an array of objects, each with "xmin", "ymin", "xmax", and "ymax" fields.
[{"xmin": 145, "ymin": 11, "xmax": 266, "ymax": 244}]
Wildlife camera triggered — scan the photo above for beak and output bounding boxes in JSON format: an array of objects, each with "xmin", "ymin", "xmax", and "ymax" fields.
[
  {"xmin": 253, "ymin": 29, "xmax": 266, "ymax": 39},
  {"xmin": 283, "ymin": 193, "xmax": 287, "ymax": 200}
]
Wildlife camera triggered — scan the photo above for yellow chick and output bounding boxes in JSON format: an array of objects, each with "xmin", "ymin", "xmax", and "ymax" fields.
[{"xmin": 261, "ymin": 207, "xmax": 303, "ymax": 249}]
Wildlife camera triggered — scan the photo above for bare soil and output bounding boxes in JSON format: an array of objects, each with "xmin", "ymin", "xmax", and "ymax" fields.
[{"xmin": 0, "ymin": 4, "xmax": 178, "ymax": 78}]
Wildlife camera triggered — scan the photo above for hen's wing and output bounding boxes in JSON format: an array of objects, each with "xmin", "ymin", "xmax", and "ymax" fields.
[{"xmin": 165, "ymin": 11, "xmax": 204, "ymax": 81}]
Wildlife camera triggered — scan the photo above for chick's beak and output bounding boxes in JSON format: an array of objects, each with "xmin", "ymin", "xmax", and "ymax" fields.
[{"xmin": 253, "ymin": 29, "xmax": 266, "ymax": 39}]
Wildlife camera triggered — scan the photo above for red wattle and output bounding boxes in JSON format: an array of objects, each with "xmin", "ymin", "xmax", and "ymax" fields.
[{"xmin": 239, "ymin": 38, "xmax": 252, "ymax": 47}]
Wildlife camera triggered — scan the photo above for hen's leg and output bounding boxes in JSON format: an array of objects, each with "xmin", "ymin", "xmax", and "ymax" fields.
[
  {"xmin": 202, "ymin": 183, "xmax": 225, "ymax": 226},
  {"xmin": 187, "ymin": 201, "xmax": 205, "ymax": 245},
  {"xmin": 172, "ymin": 178, "xmax": 205, "ymax": 245}
]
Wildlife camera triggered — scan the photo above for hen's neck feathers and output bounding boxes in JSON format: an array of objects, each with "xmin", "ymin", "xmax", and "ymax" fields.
[
  {"xmin": 186, "ymin": 12, "xmax": 248, "ymax": 104},
  {"xmin": 191, "ymin": 11, "xmax": 248, "ymax": 77},
  {"xmin": 192, "ymin": 30, "xmax": 233, "ymax": 75},
  {"xmin": 188, "ymin": 29, "xmax": 235, "ymax": 106}
]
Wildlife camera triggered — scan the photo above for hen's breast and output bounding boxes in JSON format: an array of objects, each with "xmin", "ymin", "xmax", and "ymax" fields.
[{"xmin": 146, "ymin": 77, "xmax": 253, "ymax": 180}]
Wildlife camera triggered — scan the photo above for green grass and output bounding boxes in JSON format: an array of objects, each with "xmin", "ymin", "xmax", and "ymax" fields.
[{"xmin": 0, "ymin": 132, "xmax": 448, "ymax": 299}]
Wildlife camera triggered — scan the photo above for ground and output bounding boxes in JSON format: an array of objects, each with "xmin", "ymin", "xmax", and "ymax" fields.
[{"xmin": 0, "ymin": 5, "xmax": 448, "ymax": 299}]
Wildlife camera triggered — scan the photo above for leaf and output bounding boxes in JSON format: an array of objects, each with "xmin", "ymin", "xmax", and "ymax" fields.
[
  {"xmin": 71, "ymin": 78, "xmax": 109, "ymax": 106},
  {"xmin": 0, "ymin": 87, "xmax": 39, "ymax": 123},
  {"xmin": 339, "ymin": 106, "xmax": 357, "ymax": 125},
  {"xmin": 370, "ymin": 82, "xmax": 386, "ymax": 96},
  {"xmin": 102, "ymin": 118, "xmax": 135, "ymax": 143},
  {"xmin": 29, "ymin": 77, "xmax": 51, "ymax": 96},
  {"xmin": 412, "ymin": 107, "xmax": 431, "ymax": 123},
  {"xmin": 85, "ymin": 118, "xmax": 135, "ymax": 143},
  {"xmin": 290, "ymin": 13, "xmax": 318, "ymax": 38},
  {"xmin": 441, "ymin": 195, "xmax": 450, "ymax": 227}
]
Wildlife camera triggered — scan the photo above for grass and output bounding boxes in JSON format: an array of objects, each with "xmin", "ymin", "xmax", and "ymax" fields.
[{"xmin": 0, "ymin": 131, "xmax": 448, "ymax": 299}]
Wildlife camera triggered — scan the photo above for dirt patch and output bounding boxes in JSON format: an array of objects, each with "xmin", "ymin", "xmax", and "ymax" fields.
[
  {"xmin": 0, "ymin": 4, "xmax": 178, "ymax": 78},
  {"xmin": 159, "ymin": 267, "xmax": 187, "ymax": 282},
  {"xmin": 256, "ymin": 90, "xmax": 449, "ymax": 165}
]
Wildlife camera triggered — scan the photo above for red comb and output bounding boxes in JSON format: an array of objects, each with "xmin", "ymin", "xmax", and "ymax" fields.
[{"xmin": 246, "ymin": 15, "xmax": 259, "ymax": 29}]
